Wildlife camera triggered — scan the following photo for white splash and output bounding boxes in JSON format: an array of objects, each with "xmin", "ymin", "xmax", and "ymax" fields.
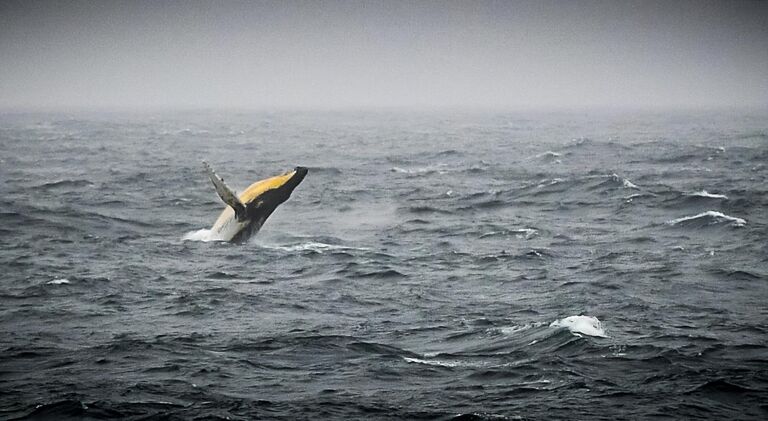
[
  {"xmin": 689, "ymin": 190, "xmax": 728, "ymax": 199},
  {"xmin": 666, "ymin": 211, "xmax": 746, "ymax": 227},
  {"xmin": 550, "ymin": 315, "xmax": 608, "ymax": 338},
  {"xmin": 47, "ymin": 278, "xmax": 70, "ymax": 285},
  {"xmin": 182, "ymin": 228, "xmax": 218, "ymax": 242}
]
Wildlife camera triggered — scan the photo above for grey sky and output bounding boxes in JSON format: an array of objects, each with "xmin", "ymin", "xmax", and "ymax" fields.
[{"xmin": 1, "ymin": 0, "xmax": 766, "ymax": 110}]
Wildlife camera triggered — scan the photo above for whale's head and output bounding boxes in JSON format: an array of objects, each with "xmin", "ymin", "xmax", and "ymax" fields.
[{"xmin": 239, "ymin": 166, "xmax": 308, "ymax": 219}]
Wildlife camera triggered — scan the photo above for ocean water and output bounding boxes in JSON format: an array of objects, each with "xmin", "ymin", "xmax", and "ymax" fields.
[{"xmin": 1, "ymin": 109, "xmax": 766, "ymax": 420}]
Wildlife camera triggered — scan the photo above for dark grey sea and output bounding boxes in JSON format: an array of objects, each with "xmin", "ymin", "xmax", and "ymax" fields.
[{"xmin": 1, "ymin": 109, "xmax": 766, "ymax": 420}]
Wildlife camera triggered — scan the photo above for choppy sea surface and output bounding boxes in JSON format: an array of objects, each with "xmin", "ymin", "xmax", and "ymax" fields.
[{"xmin": 1, "ymin": 109, "xmax": 766, "ymax": 420}]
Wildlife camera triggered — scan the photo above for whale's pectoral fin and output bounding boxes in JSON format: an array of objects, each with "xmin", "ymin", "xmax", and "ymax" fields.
[{"xmin": 203, "ymin": 161, "xmax": 247, "ymax": 221}]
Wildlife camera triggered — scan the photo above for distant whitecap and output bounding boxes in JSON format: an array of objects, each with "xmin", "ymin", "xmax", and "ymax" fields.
[
  {"xmin": 622, "ymin": 178, "xmax": 639, "ymax": 189},
  {"xmin": 47, "ymin": 278, "xmax": 70, "ymax": 285},
  {"xmin": 264, "ymin": 242, "xmax": 369, "ymax": 253},
  {"xmin": 403, "ymin": 356, "xmax": 486, "ymax": 368},
  {"xmin": 610, "ymin": 173, "xmax": 639, "ymax": 189},
  {"xmin": 689, "ymin": 190, "xmax": 728, "ymax": 199},
  {"xmin": 390, "ymin": 164, "xmax": 447, "ymax": 175},
  {"xmin": 403, "ymin": 357, "xmax": 462, "ymax": 367},
  {"xmin": 666, "ymin": 211, "xmax": 746, "ymax": 227}
]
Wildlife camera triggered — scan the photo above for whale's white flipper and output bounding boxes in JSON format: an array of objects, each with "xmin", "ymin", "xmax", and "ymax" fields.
[{"xmin": 203, "ymin": 161, "xmax": 247, "ymax": 221}]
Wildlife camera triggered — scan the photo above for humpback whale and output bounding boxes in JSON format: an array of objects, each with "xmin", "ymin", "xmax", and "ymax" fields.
[{"xmin": 202, "ymin": 161, "xmax": 308, "ymax": 243}]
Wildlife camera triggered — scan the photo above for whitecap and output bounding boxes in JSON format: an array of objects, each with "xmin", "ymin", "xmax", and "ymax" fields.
[
  {"xmin": 513, "ymin": 228, "xmax": 538, "ymax": 239},
  {"xmin": 609, "ymin": 173, "xmax": 639, "ymax": 189},
  {"xmin": 479, "ymin": 228, "xmax": 537, "ymax": 240},
  {"xmin": 689, "ymin": 190, "xmax": 728, "ymax": 199},
  {"xmin": 47, "ymin": 278, "xmax": 70, "ymax": 285},
  {"xmin": 403, "ymin": 356, "xmax": 487, "ymax": 368},
  {"xmin": 549, "ymin": 315, "xmax": 608, "ymax": 338},
  {"xmin": 622, "ymin": 178, "xmax": 639, "ymax": 189},
  {"xmin": 666, "ymin": 211, "xmax": 746, "ymax": 227},
  {"xmin": 264, "ymin": 242, "xmax": 369, "ymax": 253},
  {"xmin": 403, "ymin": 357, "xmax": 462, "ymax": 367}
]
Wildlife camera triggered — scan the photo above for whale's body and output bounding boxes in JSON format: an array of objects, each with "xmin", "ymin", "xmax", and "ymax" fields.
[{"xmin": 203, "ymin": 162, "xmax": 307, "ymax": 243}]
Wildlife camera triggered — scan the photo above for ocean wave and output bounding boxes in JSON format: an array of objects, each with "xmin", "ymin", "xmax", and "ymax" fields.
[
  {"xmin": 529, "ymin": 173, "xmax": 639, "ymax": 195},
  {"xmin": 46, "ymin": 278, "xmax": 70, "ymax": 285},
  {"xmin": 549, "ymin": 315, "xmax": 608, "ymax": 338},
  {"xmin": 666, "ymin": 211, "xmax": 746, "ymax": 227},
  {"xmin": 497, "ymin": 323, "xmax": 544, "ymax": 335},
  {"xmin": 35, "ymin": 179, "xmax": 94, "ymax": 190}
]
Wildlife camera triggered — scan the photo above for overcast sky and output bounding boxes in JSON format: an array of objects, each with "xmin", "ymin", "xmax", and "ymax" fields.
[{"xmin": 1, "ymin": 0, "xmax": 766, "ymax": 110}]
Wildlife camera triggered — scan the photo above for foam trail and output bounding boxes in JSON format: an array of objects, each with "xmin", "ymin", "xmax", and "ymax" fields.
[
  {"xmin": 550, "ymin": 315, "xmax": 608, "ymax": 338},
  {"xmin": 666, "ymin": 211, "xmax": 746, "ymax": 227}
]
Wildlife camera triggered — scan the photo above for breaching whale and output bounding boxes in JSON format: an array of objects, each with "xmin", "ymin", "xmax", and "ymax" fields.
[{"xmin": 202, "ymin": 161, "xmax": 308, "ymax": 243}]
